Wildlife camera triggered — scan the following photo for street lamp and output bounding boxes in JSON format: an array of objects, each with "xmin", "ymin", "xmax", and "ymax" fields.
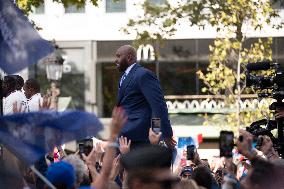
[
  {"xmin": 45, "ymin": 42, "xmax": 64, "ymax": 81},
  {"xmin": 43, "ymin": 41, "xmax": 65, "ymax": 110}
]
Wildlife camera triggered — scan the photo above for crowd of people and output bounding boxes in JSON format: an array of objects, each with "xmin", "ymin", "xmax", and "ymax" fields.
[
  {"xmin": 1, "ymin": 45, "xmax": 284, "ymax": 189},
  {"xmin": 10, "ymin": 106, "xmax": 282, "ymax": 189}
]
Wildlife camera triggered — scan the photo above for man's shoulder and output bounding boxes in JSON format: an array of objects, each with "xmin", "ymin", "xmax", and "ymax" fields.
[
  {"xmin": 29, "ymin": 93, "xmax": 42, "ymax": 103},
  {"xmin": 6, "ymin": 91, "xmax": 21, "ymax": 102},
  {"xmin": 135, "ymin": 64, "xmax": 154, "ymax": 77},
  {"xmin": 14, "ymin": 90, "xmax": 27, "ymax": 101}
]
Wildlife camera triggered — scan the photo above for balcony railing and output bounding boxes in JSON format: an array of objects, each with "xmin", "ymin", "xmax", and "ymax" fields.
[{"xmin": 165, "ymin": 95, "xmax": 272, "ymax": 114}]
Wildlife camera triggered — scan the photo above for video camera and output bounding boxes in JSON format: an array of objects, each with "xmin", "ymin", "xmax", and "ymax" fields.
[
  {"xmin": 246, "ymin": 61, "xmax": 284, "ymax": 103},
  {"xmin": 245, "ymin": 119, "xmax": 278, "ymax": 149},
  {"xmin": 246, "ymin": 61, "xmax": 284, "ymax": 157}
]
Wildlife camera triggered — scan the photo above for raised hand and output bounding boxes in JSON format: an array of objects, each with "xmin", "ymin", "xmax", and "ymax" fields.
[
  {"xmin": 259, "ymin": 135, "xmax": 279, "ymax": 160},
  {"xmin": 164, "ymin": 137, "xmax": 177, "ymax": 149},
  {"xmin": 13, "ymin": 102, "xmax": 25, "ymax": 113},
  {"xmin": 82, "ymin": 147, "xmax": 99, "ymax": 180},
  {"xmin": 110, "ymin": 107, "xmax": 127, "ymax": 140},
  {"xmin": 119, "ymin": 136, "xmax": 131, "ymax": 154},
  {"xmin": 39, "ymin": 95, "xmax": 51, "ymax": 110},
  {"xmin": 148, "ymin": 128, "xmax": 162, "ymax": 145},
  {"xmin": 94, "ymin": 142, "xmax": 105, "ymax": 163},
  {"xmin": 236, "ymin": 129, "xmax": 256, "ymax": 160}
]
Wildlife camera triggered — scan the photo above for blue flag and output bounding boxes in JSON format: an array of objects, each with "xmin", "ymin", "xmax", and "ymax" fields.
[
  {"xmin": 0, "ymin": 0, "xmax": 54, "ymax": 74},
  {"xmin": 177, "ymin": 137, "xmax": 195, "ymax": 149},
  {"xmin": 0, "ymin": 110, "xmax": 103, "ymax": 165}
]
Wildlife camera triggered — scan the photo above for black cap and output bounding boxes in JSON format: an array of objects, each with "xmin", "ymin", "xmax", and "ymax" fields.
[{"xmin": 121, "ymin": 145, "xmax": 172, "ymax": 170}]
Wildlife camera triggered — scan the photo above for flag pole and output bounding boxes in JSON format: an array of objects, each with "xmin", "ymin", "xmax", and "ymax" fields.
[
  {"xmin": 0, "ymin": 73, "xmax": 3, "ymax": 161},
  {"xmin": 0, "ymin": 72, "xmax": 3, "ymax": 116},
  {"xmin": 30, "ymin": 165, "xmax": 57, "ymax": 189}
]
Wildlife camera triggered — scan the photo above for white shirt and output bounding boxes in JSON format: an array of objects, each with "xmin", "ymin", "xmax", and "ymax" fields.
[
  {"xmin": 125, "ymin": 63, "xmax": 136, "ymax": 75},
  {"xmin": 3, "ymin": 90, "xmax": 27, "ymax": 115},
  {"xmin": 27, "ymin": 93, "xmax": 43, "ymax": 112},
  {"xmin": 120, "ymin": 63, "xmax": 136, "ymax": 87}
]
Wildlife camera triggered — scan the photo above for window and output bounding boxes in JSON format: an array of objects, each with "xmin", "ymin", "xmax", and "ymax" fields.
[
  {"xmin": 32, "ymin": 2, "xmax": 45, "ymax": 14},
  {"xmin": 149, "ymin": 0, "xmax": 166, "ymax": 6},
  {"xmin": 65, "ymin": 4, "xmax": 85, "ymax": 13},
  {"xmin": 106, "ymin": 0, "xmax": 126, "ymax": 13}
]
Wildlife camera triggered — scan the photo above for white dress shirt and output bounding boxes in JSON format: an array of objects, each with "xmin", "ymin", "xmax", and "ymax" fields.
[
  {"xmin": 120, "ymin": 63, "xmax": 136, "ymax": 87},
  {"xmin": 27, "ymin": 93, "xmax": 43, "ymax": 112},
  {"xmin": 3, "ymin": 90, "xmax": 27, "ymax": 115}
]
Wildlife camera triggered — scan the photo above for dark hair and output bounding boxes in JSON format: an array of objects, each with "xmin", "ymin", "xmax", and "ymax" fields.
[
  {"xmin": 121, "ymin": 145, "xmax": 172, "ymax": 170},
  {"xmin": 249, "ymin": 157, "xmax": 284, "ymax": 188},
  {"xmin": 191, "ymin": 166, "xmax": 213, "ymax": 189},
  {"xmin": 3, "ymin": 76, "xmax": 16, "ymax": 96},
  {"xmin": 25, "ymin": 78, "xmax": 40, "ymax": 93},
  {"xmin": 11, "ymin": 75, "xmax": 24, "ymax": 90}
]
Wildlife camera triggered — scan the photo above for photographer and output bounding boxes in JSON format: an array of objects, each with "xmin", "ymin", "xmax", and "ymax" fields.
[{"xmin": 237, "ymin": 129, "xmax": 284, "ymax": 189}]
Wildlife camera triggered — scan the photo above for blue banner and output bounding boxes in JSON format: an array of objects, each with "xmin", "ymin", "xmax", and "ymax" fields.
[
  {"xmin": 0, "ymin": 111, "xmax": 103, "ymax": 165},
  {"xmin": 0, "ymin": 0, "xmax": 54, "ymax": 74}
]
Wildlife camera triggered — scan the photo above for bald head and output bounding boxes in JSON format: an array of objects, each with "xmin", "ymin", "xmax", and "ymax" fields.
[
  {"xmin": 115, "ymin": 45, "xmax": 137, "ymax": 72},
  {"xmin": 119, "ymin": 45, "xmax": 137, "ymax": 61}
]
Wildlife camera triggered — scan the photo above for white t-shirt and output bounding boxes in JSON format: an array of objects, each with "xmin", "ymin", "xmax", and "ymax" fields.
[
  {"xmin": 27, "ymin": 93, "xmax": 43, "ymax": 112},
  {"xmin": 3, "ymin": 90, "xmax": 28, "ymax": 115}
]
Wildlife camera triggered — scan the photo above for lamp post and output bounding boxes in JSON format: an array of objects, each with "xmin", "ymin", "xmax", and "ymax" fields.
[{"xmin": 44, "ymin": 41, "xmax": 64, "ymax": 110}]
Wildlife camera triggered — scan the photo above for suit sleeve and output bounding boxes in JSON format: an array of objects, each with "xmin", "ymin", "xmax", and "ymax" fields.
[{"xmin": 139, "ymin": 71, "xmax": 173, "ymax": 139}]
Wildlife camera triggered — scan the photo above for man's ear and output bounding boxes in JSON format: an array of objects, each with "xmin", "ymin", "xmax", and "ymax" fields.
[{"xmin": 127, "ymin": 54, "xmax": 133, "ymax": 63}]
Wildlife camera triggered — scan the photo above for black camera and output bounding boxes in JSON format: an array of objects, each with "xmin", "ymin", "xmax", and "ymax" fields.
[
  {"xmin": 246, "ymin": 61, "xmax": 284, "ymax": 157},
  {"xmin": 246, "ymin": 61, "xmax": 284, "ymax": 99},
  {"xmin": 245, "ymin": 119, "xmax": 278, "ymax": 149}
]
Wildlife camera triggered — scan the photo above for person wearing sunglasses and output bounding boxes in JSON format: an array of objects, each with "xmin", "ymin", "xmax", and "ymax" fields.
[{"xmin": 180, "ymin": 166, "xmax": 193, "ymax": 181}]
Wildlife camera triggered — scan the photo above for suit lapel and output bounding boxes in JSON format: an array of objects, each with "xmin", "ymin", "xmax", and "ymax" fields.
[{"xmin": 117, "ymin": 64, "xmax": 140, "ymax": 105}]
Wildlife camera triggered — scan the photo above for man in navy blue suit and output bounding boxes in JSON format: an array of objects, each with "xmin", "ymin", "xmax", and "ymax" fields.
[{"xmin": 115, "ymin": 45, "xmax": 176, "ymax": 149}]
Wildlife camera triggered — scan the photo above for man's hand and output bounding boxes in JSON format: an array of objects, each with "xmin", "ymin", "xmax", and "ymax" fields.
[
  {"xmin": 237, "ymin": 129, "xmax": 256, "ymax": 160},
  {"xmin": 94, "ymin": 142, "xmax": 104, "ymax": 163},
  {"xmin": 259, "ymin": 135, "xmax": 279, "ymax": 160},
  {"xmin": 119, "ymin": 136, "xmax": 131, "ymax": 154},
  {"xmin": 39, "ymin": 95, "xmax": 51, "ymax": 110},
  {"xmin": 109, "ymin": 154, "xmax": 121, "ymax": 181},
  {"xmin": 148, "ymin": 128, "xmax": 162, "ymax": 145},
  {"xmin": 82, "ymin": 147, "xmax": 99, "ymax": 180},
  {"xmin": 193, "ymin": 150, "xmax": 201, "ymax": 166},
  {"xmin": 164, "ymin": 137, "xmax": 177, "ymax": 149},
  {"xmin": 13, "ymin": 102, "xmax": 25, "ymax": 113},
  {"xmin": 224, "ymin": 158, "xmax": 235, "ymax": 175}
]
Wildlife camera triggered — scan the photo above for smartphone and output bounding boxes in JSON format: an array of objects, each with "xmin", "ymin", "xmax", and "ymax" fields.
[
  {"xmin": 186, "ymin": 145, "xmax": 195, "ymax": 160},
  {"xmin": 151, "ymin": 118, "xmax": 161, "ymax": 134},
  {"xmin": 78, "ymin": 143, "xmax": 85, "ymax": 155},
  {"xmin": 78, "ymin": 138, "xmax": 93, "ymax": 156},
  {"xmin": 219, "ymin": 131, "xmax": 234, "ymax": 157}
]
